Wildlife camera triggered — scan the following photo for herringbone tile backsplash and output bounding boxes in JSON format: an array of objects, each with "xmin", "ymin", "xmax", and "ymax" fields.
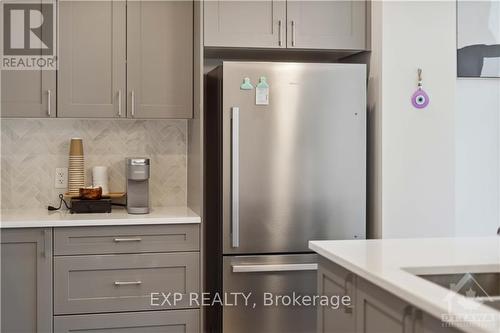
[{"xmin": 1, "ymin": 119, "xmax": 187, "ymax": 209}]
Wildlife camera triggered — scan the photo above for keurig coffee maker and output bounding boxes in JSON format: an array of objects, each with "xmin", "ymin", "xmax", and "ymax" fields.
[{"xmin": 126, "ymin": 158, "xmax": 150, "ymax": 214}]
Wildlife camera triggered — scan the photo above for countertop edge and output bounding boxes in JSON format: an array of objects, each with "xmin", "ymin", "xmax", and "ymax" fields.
[
  {"xmin": 0, "ymin": 207, "xmax": 201, "ymax": 228},
  {"xmin": 0, "ymin": 217, "xmax": 201, "ymax": 228}
]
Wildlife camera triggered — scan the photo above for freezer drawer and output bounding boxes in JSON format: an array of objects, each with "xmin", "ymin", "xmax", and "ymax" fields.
[{"xmin": 223, "ymin": 254, "xmax": 318, "ymax": 333}]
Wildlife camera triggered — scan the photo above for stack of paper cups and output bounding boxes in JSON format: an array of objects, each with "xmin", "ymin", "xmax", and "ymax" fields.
[
  {"xmin": 68, "ymin": 138, "xmax": 85, "ymax": 196},
  {"xmin": 92, "ymin": 166, "xmax": 109, "ymax": 195}
]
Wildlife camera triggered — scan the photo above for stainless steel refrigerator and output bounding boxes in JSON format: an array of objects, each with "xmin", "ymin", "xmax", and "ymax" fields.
[{"xmin": 205, "ymin": 62, "xmax": 366, "ymax": 333}]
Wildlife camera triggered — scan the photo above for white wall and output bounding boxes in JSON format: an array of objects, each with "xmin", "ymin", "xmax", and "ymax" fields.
[
  {"xmin": 369, "ymin": 1, "xmax": 457, "ymax": 238},
  {"xmin": 455, "ymin": 79, "xmax": 500, "ymax": 236}
]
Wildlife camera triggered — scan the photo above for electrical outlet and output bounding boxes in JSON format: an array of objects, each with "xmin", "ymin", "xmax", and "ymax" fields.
[{"xmin": 55, "ymin": 167, "xmax": 68, "ymax": 189}]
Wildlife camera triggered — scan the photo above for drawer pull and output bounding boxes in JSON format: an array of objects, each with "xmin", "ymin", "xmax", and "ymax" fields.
[
  {"xmin": 113, "ymin": 237, "xmax": 142, "ymax": 242},
  {"xmin": 114, "ymin": 281, "xmax": 142, "ymax": 286}
]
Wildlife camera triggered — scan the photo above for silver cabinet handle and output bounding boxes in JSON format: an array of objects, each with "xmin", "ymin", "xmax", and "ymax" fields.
[
  {"xmin": 131, "ymin": 90, "xmax": 135, "ymax": 117},
  {"xmin": 412, "ymin": 309, "xmax": 423, "ymax": 332},
  {"xmin": 113, "ymin": 237, "xmax": 142, "ymax": 242},
  {"xmin": 231, "ymin": 106, "xmax": 240, "ymax": 248},
  {"xmin": 117, "ymin": 90, "xmax": 122, "ymax": 117},
  {"xmin": 232, "ymin": 263, "xmax": 318, "ymax": 273},
  {"xmin": 114, "ymin": 281, "xmax": 142, "ymax": 286},
  {"xmin": 47, "ymin": 90, "xmax": 51, "ymax": 116},
  {"xmin": 291, "ymin": 20, "xmax": 296, "ymax": 46},
  {"xmin": 402, "ymin": 306, "xmax": 413, "ymax": 333},
  {"xmin": 278, "ymin": 20, "xmax": 282, "ymax": 46},
  {"xmin": 343, "ymin": 273, "xmax": 355, "ymax": 314}
]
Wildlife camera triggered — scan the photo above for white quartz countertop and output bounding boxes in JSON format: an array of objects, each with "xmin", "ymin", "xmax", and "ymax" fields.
[
  {"xmin": 0, "ymin": 206, "xmax": 201, "ymax": 228},
  {"xmin": 309, "ymin": 237, "xmax": 500, "ymax": 333}
]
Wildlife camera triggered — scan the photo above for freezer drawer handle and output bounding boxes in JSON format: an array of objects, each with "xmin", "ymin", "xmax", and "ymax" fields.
[
  {"xmin": 231, "ymin": 106, "xmax": 240, "ymax": 248},
  {"xmin": 232, "ymin": 263, "xmax": 318, "ymax": 273}
]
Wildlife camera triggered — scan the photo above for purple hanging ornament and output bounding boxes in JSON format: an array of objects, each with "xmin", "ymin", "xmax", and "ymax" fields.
[{"xmin": 411, "ymin": 68, "xmax": 429, "ymax": 109}]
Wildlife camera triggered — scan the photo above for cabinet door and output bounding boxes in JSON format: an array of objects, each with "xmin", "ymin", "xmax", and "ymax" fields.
[
  {"xmin": 1, "ymin": 0, "xmax": 56, "ymax": 118},
  {"xmin": 54, "ymin": 309, "xmax": 200, "ymax": 333},
  {"xmin": 317, "ymin": 258, "xmax": 356, "ymax": 333},
  {"xmin": 127, "ymin": 0, "xmax": 193, "ymax": 119},
  {"xmin": 1, "ymin": 228, "xmax": 52, "ymax": 333},
  {"xmin": 1, "ymin": 70, "xmax": 55, "ymax": 118},
  {"xmin": 204, "ymin": 0, "xmax": 286, "ymax": 48},
  {"xmin": 287, "ymin": 0, "xmax": 366, "ymax": 50},
  {"xmin": 356, "ymin": 278, "xmax": 413, "ymax": 333},
  {"xmin": 58, "ymin": 0, "xmax": 126, "ymax": 118}
]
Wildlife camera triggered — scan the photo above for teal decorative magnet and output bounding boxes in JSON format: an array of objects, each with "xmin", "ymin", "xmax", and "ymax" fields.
[
  {"xmin": 256, "ymin": 76, "xmax": 269, "ymax": 89},
  {"xmin": 240, "ymin": 77, "xmax": 253, "ymax": 90}
]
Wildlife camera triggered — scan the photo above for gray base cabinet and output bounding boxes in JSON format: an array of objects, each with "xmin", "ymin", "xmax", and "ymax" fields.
[
  {"xmin": 54, "ymin": 309, "xmax": 200, "ymax": 333},
  {"xmin": 318, "ymin": 259, "xmax": 464, "ymax": 333},
  {"xmin": 1, "ymin": 225, "xmax": 201, "ymax": 333},
  {"xmin": 417, "ymin": 312, "xmax": 463, "ymax": 333},
  {"xmin": 1, "ymin": 228, "xmax": 52, "ymax": 333},
  {"xmin": 54, "ymin": 224, "xmax": 200, "ymax": 255},
  {"xmin": 356, "ymin": 278, "xmax": 413, "ymax": 333},
  {"xmin": 54, "ymin": 252, "xmax": 200, "ymax": 314},
  {"xmin": 317, "ymin": 257, "xmax": 356, "ymax": 333}
]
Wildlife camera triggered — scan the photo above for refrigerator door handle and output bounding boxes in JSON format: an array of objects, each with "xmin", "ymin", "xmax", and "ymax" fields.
[
  {"xmin": 232, "ymin": 263, "xmax": 318, "ymax": 273},
  {"xmin": 231, "ymin": 106, "xmax": 240, "ymax": 248}
]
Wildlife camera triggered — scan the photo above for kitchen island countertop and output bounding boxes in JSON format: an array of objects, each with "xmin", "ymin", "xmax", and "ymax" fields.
[
  {"xmin": 310, "ymin": 237, "xmax": 500, "ymax": 333},
  {"xmin": 1, "ymin": 206, "xmax": 200, "ymax": 228}
]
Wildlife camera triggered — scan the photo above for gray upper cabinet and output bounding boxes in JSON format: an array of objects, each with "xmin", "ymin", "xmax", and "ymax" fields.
[
  {"xmin": 204, "ymin": 0, "xmax": 286, "ymax": 48},
  {"xmin": 58, "ymin": 0, "xmax": 126, "ymax": 118},
  {"xmin": 1, "ymin": 228, "xmax": 52, "ymax": 333},
  {"xmin": 1, "ymin": 0, "xmax": 56, "ymax": 118},
  {"xmin": 127, "ymin": 0, "xmax": 193, "ymax": 118},
  {"xmin": 286, "ymin": 0, "xmax": 366, "ymax": 50},
  {"xmin": 1, "ymin": 70, "xmax": 56, "ymax": 118},
  {"xmin": 203, "ymin": 0, "xmax": 365, "ymax": 50}
]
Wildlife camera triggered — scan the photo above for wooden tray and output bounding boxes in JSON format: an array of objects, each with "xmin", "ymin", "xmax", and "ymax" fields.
[{"xmin": 64, "ymin": 192, "xmax": 126, "ymax": 199}]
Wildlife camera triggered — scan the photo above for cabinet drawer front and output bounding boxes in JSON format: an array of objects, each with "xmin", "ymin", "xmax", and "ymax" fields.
[
  {"xmin": 54, "ymin": 309, "xmax": 200, "ymax": 333},
  {"xmin": 54, "ymin": 225, "xmax": 199, "ymax": 255},
  {"xmin": 54, "ymin": 252, "xmax": 199, "ymax": 314}
]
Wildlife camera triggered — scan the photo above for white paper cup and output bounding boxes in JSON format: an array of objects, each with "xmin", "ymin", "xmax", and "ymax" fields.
[{"xmin": 92, "ymin": 166, "xmax": 109, "ymax": 195}]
